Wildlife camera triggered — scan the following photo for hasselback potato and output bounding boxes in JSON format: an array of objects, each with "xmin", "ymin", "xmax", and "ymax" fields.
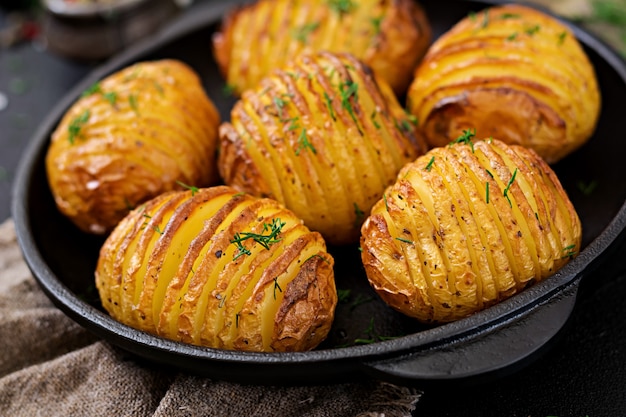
[
  {"xmin": 360, "ymin": 134, "xmax": 581, "ymax": 323},
  {"xmin": 46, "ymin": 59, "xmax": 220, "ymax": 234},
  {"xmin": 95, "ymin": 186, "xmax": 337, "ymax": 352},
  {"xmin": 218, "ymin": 51, "xmax": 428, "ymax": 245},
  {"xmin": 406, "ymin": 5, "xmax": 600, "ymax": 163},
  {"xmin": 213, "ymin": 0, "xmax": 431, "ymax": 95}
]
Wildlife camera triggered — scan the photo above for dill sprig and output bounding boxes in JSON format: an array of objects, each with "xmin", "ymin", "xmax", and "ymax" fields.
[
  {"xmin": 425, "ymin": 156, "xmax": 435, "ymax": 172},
  {"xmin": 327, "ymin": 0, "xmax": 355, "ymax": 15},
  {"xmin": 449, "ymin": 128, "xmax": 476, "ymax": 151},
  {"xmin": 176, "ymin": 181, "xmax": 199, "ymax": 196},
  {"xmin": 339, "ymin": 80, "xmax": 359, "ymax": 124},
  {"xmin": 295, "ymin": 128, "xmax": 317, "ymax": 155},
  {"xmin": 230, "ymin": 218, "xmax": 286, "ymax": 260}
]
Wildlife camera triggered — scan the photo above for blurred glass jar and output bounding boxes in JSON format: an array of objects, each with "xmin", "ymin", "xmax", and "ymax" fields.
[{"xmin": 42, "ymin": 0, "xmax": 180, "ymax": 61}]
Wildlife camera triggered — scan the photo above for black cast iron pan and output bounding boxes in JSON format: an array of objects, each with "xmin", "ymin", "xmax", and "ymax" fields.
[{"xmin": 12, "ymin": 0, "xmax": 626, "ymax": 386}]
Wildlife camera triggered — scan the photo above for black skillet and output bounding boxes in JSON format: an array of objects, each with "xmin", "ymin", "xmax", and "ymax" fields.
[{"xmin": 12, "ymin": 0, "xmax": 626, "ymax": 386}]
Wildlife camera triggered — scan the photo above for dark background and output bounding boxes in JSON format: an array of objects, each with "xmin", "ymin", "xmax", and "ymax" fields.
[{"xmin": 1, "ymin": 1, "xmax": 625, "ymax": 416}]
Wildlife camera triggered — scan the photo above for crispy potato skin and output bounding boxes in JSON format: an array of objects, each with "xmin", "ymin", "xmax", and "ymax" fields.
[
  {"xmin": 407, "ymin": 5, "xmax": 600, "ymax": 163},
  {"xmin": 212, "ymin": 0, "xmax": 431, "ymax": 96},
  {"xmin": 360, "ymin": 138, "xmax": 581, "ymax": 323},
  {"xmin": 218, "ymin": 51, "xmax": 428, "ymax": 245},
  {"xmin": 95, "ymin": 186, "xmax": 337, "ymax": 352},
  {"xmin": 46, "ymin": 60, "xmax": 220, "ymax": 235}
]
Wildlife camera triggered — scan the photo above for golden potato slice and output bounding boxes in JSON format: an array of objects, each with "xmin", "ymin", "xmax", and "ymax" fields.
[
  {"xmin": 360, "ymin": 134, "xmax": 581, "ymax": 323},
  {"xmin": 406, "ymin": 5, "xmax": 600, "ymax": 163},
  {"xmin": 95, "ymin": 186, "xmax": 337, "ymax": 352},
  {"xmin": 218, "ymin": 51, "xmax": 428, "ymax": 245},
  {"xmin": 213, "ymin": 0, "xmax": 431, "ymax": 95},
  {"xmin": 46, "ymin": 59, "xmax": 220, "ymax": 234}
]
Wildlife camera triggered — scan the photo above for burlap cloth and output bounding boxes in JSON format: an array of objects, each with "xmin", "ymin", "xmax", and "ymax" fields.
[{"xmin": 0, "ymin": 219, "xmax": 421, "ymax": 416}]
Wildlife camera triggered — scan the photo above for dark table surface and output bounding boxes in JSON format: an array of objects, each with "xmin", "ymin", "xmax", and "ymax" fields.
[{"xmin": 1, "ymin": 1, "xmax": 625, "ymax": 416}]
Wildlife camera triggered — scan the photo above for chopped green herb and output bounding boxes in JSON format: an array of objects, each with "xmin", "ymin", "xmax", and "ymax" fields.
[
  {"xmin": 153, "ymin": 225, "xmax": 164, "ymax": 235},
  {"xmin": 67, "ymin": 110, "xmax": 91, "ymax": 144},
  {"xmin": 394, "ymin": 118, "xmax": 413, "ymax": 134},
  {"xmin": 485, "ymin": 181, "xmax": 490, "ymax": 203},
  {"xmin": 576, "ymin": 179, "xmax": 598, "ymax": 196},
  {"xmin": 295, "ymin": 128, "xmax": 317, "ymax": 155},
  {"xmin": 354, "ymin": 203, "xmax": 365, "ymax": 226},
  {"xmin": 223, "ymin": 83, "xmax": 236, "ymax": 96},
  {"xmin": 557, "ymin": 31, "xmax": 568, "ymax": 45},
  {"xmin": 327, "ymin": 0, "xmax": 355, "ymax": 15},
  {"xmin": 371, "ymin": 16, "xmax": 383, "ymax": 35},
  {"xmin": 503, "ymin": 168, "xmax": 518, "ymax": 207},
  {"xmin": 81, "ymin": 82, "xmax": 102, "ymax": 97},
  {"xmin": 481, "ymin": 9, "xmax": 490, "ymax": 29},
  {"xmin": 102, "ymin": 91, "xmax": 118, "ymax": 105},
  {"xmin": 449, "ymin": 128, "xmax": 476, "ymax": 151},
  {"xmin": 468, "ymin": 11, "xmax": 477, "ymax": 22},
  {"xmin": 395, "ymin": 237, "xmax": 414, "ymax": 245},
  {"xmin": 425, "ymin": 156, "xmax": 435, "ymax": 172},
  {"xmin": 525, "ymin": 25, "xmax": 541, "ymax": 36},
  {"xmin": 507, "ymin": 32, "xmax": 518, "ymax": 41},
  {"xmin": 323, "ymin": 92, "xmax": 336, "ymax": 121},
  {"xmin": 339, "ymin": 80, "xmax": 359, "ymax": 124},
  {"xmin": 305, "ymin": 253, "xmax": 331, "ymax": 264},
  {"xmin": 370, "ymin": 110, "xmax": 381, "ymax": 129},
  {"xmin": 500, "ymin": 13, "xmax": 521, "ymax": 19},
  {"xmin": 291, "ymin": 22, "xmax": 320, "ymax": 43},
  {"xmin": 129, "ymin": 94, "xmax": 139, "ymax": 114},
  {"xmin": 383, "ymin": 193, "xmax": 389, "ymax": 212},
  {"xmin": 337, "ymin": 289, "xmax": 351, "ymax": 303},
  {"xmin": 349, "ymin": 293, "xmax": 374, "ymax": 311},
  {"xmin": 486, "ymin": 169, "xmax": 494, "ymax": 178},
  {"xmin": 353, "ymin": 318, "xmax": 399, "ymax": 345},
  {"xmin": 273, "ymin": 96, "xmax": 287, "ymax": 120},
  {"xmin": 176, "ymin": 181, "xmax": 199, "ymax": 196},
  {"xmin": 231, "ymin": 218, "xmax": 286, "ymax": 260},
  {"xmin": 273, "ymin": 277, "xmax": 282, "ymax": 300},
  {"xmin": 561, "ymin": 244, "xmax": 577, "ymax": 258}
]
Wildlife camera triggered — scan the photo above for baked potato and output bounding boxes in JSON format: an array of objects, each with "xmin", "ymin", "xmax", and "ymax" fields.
[
  {"xmin": 218, "ymin": 51, "xmax": 428, "ymax": 245},
  {"xmin": 212, "ymin": 0, "xmax": 432, "ymax": 96},
  {"xmin": 360, "ymin": 133, "xmax": 581, "ymax": 323},
  {"xmin": 406, "ymin": 5, "xmax": 600, "ymax": 163},
  {"xmin": 46, "ymin": 59, "xmax": 220, "ymax": 235},
  {"xmin": 95, "ymin": 186, "xmax": 337, "ymax": 352}
]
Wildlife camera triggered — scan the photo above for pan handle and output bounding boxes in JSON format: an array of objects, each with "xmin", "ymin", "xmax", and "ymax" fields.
[{"xmin": 361, "ymin": 283, "xmax": 579, "ymax": 384}]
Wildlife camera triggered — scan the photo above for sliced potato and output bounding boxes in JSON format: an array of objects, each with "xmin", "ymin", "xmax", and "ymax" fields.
[
  {"xmin": 95, "ymin": 186, "xmax": 337, "ymax": 352},
  {"xmin": 213, "ymin": 0, "xmax": 431, "ymax": 95},
  {"xmin": 406, "ymin": 5, "xmax": 600, "ymax": 163},
  {"xmin": 46, "ymin": 59, "xmax": 220, "ymax": 234},
  {"xmin": 218, "ymin": 51, "xmax": 428, "ymax": 245},
  {"xmin": 360, "ymin": 135, "xmax": 581, "ymax": 323}
]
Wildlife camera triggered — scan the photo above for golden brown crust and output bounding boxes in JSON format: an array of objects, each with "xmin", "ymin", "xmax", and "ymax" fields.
[
  {"xmin": 218, "ymin": 51, "xmax": 428, "ymax": 245},
  {"xmin": 95, "ymin": 186, "xmax": 337, "ymax": 352},
  {"xmin": 46, "ymin": 59, "xmax": 221, "ymax": 235},
  {"xmin": 406, "ymin": 5, "xmax": 600, "ymax": 163},
  {"xmin": 360, "ymin": 137, "xmax": 581, "ymax": 323},
  {"xmin": 212, "ymin": 0, "xmax": 431, "ymax": 96}
]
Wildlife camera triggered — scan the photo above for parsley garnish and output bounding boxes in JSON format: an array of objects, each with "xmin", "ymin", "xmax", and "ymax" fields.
[
  {"xmin": 230, "ymin": 218, "xmax": 286, "ymax": 260},
  {"xmin": 102, "ymin": 91, "xmax": 117, "ymax": 105},
  {"xmin": 67, "ymin": 110, "xmax": 90, "ymax": 145}
]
